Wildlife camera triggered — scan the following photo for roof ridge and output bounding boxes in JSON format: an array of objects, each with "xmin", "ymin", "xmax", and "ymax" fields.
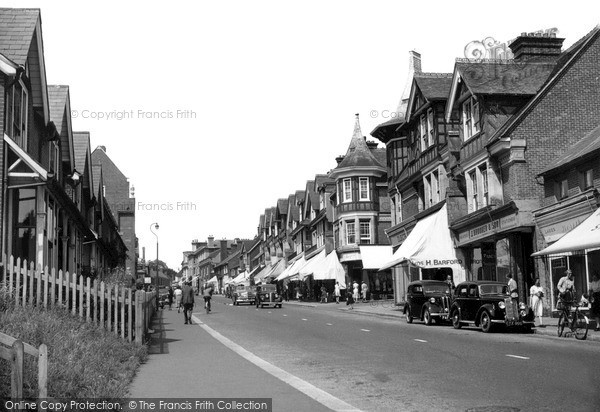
[{"xmin": 415, "ymin": 72, "xmax": 453, "ymax": 78}]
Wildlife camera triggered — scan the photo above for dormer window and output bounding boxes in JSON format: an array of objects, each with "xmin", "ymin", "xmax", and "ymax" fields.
[
  {"xmin": 5, "ymin": 80, "xmax": 29, "ymax": 150},
  {"xmin": 462, "ymin": 97, "xmax": 480, "ymax": 140},
  {"xmin": 359, "ymin": 177, "xmax": 370, "ymax": 201}
]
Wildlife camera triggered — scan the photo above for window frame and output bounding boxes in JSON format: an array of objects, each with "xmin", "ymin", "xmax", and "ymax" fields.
[
  {"xmin": 343, "ymin": 179, "xmax": 352, "ymax": 203},
  {"xmin": 583, "ymin": 169, "xmax": 594, "ymax": 190},
  {"xmin": 469, "ymin": 169, "xmax": 478, "ymax": 211},
  {"xmin": 345, "ymin": 221, "xmax": 356, "ymax": 245},
  {"xmin": 359, "ymin": 220, "xmax": 371, "ymax": 245},
  {"xmin": 427, "ymin": 108, "xmax": 434, "ymax": 147},
  {"xmin": 359, "ymin": 177, "xmax": 370, "ymax": 201},
  {"xmin": 462, "ymin": 97, "xmax": 480, "ymax": 141}
]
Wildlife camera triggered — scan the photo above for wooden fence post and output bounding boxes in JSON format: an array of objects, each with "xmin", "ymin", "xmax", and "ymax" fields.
[
  {"xmin": 11, "ymin": 339, "xmax": 24, "ymax": 399},
  {"xmin": 79, "ymin": 275, "xmax": 84, "ymax": 318},
  {"xmin": 36, "ymin": 265, "xmax": 42, "ymax": 307},
  {"xmin": 38, "ymin": 343, "xmax": 48, "ymax": 398},
  {"xmin": 92, "ymin": 279, "xmax": 99, "ymax": 325},
  {"xmin": 28, "ymin": 262, "xmax": 34, "ymax": 305},
  {"xmin": 120, "ymin": 286, "xmax": 126, "ymax": 339},
  {"xmin": 15, "ymin": 257, "xmax": 21, "ymax": 306},
  {"xmin": 50, "ymin": 267, "xmax": 56, "ymax": 308},
  {"xmin": 107, "ymin": 285, "xmax": 112, "ymax": 333},
  {"xmin": 128, "ymin": 289, "xmax": 133, "ymax": 342},
  {"xmin": 43, "ymin": 265, "xmax": 49, "ymax": 309},
  {"xmin": 100, "ymin": 281, "xmax": 105, "ymax": 328},
  {"xmin": 21, "ymin": 259, "xmax": 28, "ymax": 307},
  {"xmin": 114, "ymin": 284, "xmax": 119, "ymax": 336},
  {"xmin": 85, "ymin": 277, "xmax": 91, "ymax": 322},
  {"xmin": 8, "ymin": 255, "xmax": 14, "ymax": 295},
  {"xmin": 1, "ymin": 253, "xmax": 6, "ymax": 287},
  {"xmin": 72, "ymin": 272, "xmax": 77, "ymax": 316}
]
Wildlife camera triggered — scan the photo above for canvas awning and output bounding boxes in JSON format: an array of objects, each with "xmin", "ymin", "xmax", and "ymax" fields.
[
  {"xmin": 276, "ymin": 256, "xmax": 307, "ymax": 281},
  {"xmin": 380, "ymin": 204, "xmax": 464, "ymax": 274},
  {"xmin": 359, "ymin": 245, "xmax": 393, "ymax": 270},
  {"xmin": 532, "ymin": 208, "xmax": 600, "ymax": 256},
  {"xmin": 299, "ymin": 249, "xmax": 327, "ymax": 277},
  {"xmin": 231, "ymin": 271, "xmax": 249, "ymax": 284},
  {"xmin": 256, "ymin": 259, "xmax": 285, "ymax": 284},
  {"xmin": 251, "ymin": 265, "xmax": 271, "ymax": 283},
  {"xmin": 312, "ymin": 251, "xmax": 346, "ymax": 289},
  {"xmin": 207, "ymin": 276, "xmax": 218, "ymax": 284}
]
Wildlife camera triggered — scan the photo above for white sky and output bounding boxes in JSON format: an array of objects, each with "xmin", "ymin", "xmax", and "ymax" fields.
[{"xmin": 2, "ymin": 0, "xmax": 599, "ymax": 269}]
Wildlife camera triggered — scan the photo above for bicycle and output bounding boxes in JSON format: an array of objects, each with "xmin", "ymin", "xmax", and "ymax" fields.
[
  {"xmin": 204, "ymin": 297, "xmax": 211, "ymax": 314},
  {"xmin": 557, "ymin": 297, "xmax": 589, "ymax": 340},
  {"xmin": 370, "ymin": 294, "xmax": 393, "ymax": 308}
]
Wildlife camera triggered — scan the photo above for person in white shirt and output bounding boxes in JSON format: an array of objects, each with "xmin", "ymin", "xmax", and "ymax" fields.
[{"xmin": 529, "ymin": 278, "xmax": 544, "ymax": 327}]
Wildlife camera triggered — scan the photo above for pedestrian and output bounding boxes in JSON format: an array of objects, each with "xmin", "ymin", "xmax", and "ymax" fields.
[
  {"xmin": 529, "ymin": 278, "xmax": 544, "ymax": 327},
  {"xmin": 203, "ymin": 283, "xmax": 213, "ymax": 312},
  {"xmin": 361, "ymin": 281, "xmax": 368, "ymax": 302},
  {"xmin": 167, "ymin": 286, "xmax": 174, "ymax": 310},
  {"xmin": 506, "ymin": 273, "xmax": 518, "ymax": 301},
  {"xmin": 320, "ymin": 285, "xmax": 327, "ymax": 303},
  {"xmin": 334, "ymin": 281, "xmax": 341, "ymax": 304},
  {"xmin": 181, "ymin": 281, "xmax": 195, "ymax": 324},
  {"xmin": 446, "ymin": 274, "xmax": 455, "ymax": 293},
  {"xmin": 352, "ymin": 281, "xmax": 359, "ymax": 303},
  {"xmin": 588, "ymin": 272, "xmax": 600, "ymax": 331},
  {"xmin": 346, "ymin": 289, "xmax": 354, "ymax": 309},
  {"xmin": 174, "ymin": 286, "xmax": 183, "ymax": 312}
]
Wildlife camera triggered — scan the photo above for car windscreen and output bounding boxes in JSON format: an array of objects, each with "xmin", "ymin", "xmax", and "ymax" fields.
[
  {"xmin": 261, "ymin": 285, "xmax": 277, "ymax": 292},
  {"xmin": 479, "ymin": 284, "xmax": 508, "ymax": 295},
  {"xmin": 423, "ymin": 284, "xmax": 450, "ymax": 294}
]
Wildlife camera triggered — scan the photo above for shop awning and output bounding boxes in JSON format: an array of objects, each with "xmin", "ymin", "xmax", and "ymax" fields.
[
  {"xmin": 312, "ymin": 251, "xmax": 346, "ymax": 289},
  {"xmin": 256, "ymin": 259, "xmax": 285, "ymax": 284},
  {"xmin": 532, "ymin": 208, "xmax": 600, "ymax": 256},
  {"xmin": 231, "ymin": 271, "xmax": 249, "ymax": 284},
  {"xmin": 276, "ymin": 256, "xmax": 307, "ymax": 281},
  {"xmin": 359, "ymin": 245, "xmax": 393, "ymax": 270},
  {"xmin": 380, "ymin": 203, "xmax": 464, "ymax": 272},
  {"xmin": 207, "ymin": 276, "xmax": 218, "ymax": 284},
  {"xmin": 252, "ymin": 265, "xmax": 272, "ymax": 283},
  {"xmin": 299, "ymin": 249, "xmax": 327, "ymax": 277}
]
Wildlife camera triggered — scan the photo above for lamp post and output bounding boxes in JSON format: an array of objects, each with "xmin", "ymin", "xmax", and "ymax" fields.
[{"xmin": 150, "ymin": 223, "xmax": 159, "ymax": 305}]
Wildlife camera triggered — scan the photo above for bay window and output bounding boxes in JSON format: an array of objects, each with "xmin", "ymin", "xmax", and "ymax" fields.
[
  {"xmin": 359, "ymin": 177, "xmax": 370, "ymax": 201},
  {"xmin": 343, "ymin": 179, "xmax": 352, "ymax": 203},
  {"xmin": 359, "ymin": 220, "xmax": 371, "ymax": 244},
  {"xmin": 346, "ymin": 221, "xmax": 356, "ymax": 245}
]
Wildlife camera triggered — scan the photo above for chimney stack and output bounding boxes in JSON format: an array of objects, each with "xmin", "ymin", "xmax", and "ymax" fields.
[
  {"xmin": 509, "ymin": 33, "xmax": 564, "ymax": 61},
  {"xmin": 335, "ymin": 155, "xmax": 345, "ymax": 165},
  {"xmin": 220, "ymin": 239, "xmax": 228, "ymax": 260},
  {"xmin": 207, "ymin": 235, "xmax": 215, "ymax": 248}
]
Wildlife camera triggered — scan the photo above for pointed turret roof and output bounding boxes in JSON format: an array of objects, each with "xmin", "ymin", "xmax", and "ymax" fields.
[{"xmin": 332, "ymin": 114, "xmax": 386, "ymax": 173}]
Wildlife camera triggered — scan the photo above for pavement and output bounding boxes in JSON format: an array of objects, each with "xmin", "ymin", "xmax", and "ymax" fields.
[{"xmin": 282, "ymin": 297, "xmax": 600, "ymax": 342}]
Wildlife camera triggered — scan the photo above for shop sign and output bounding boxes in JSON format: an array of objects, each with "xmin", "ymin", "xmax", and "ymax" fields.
[
  {"xmin": 459, "ymin": 214, "xmax": 519, "ymax": 244},
  {"xmin": 539, "ymin": 215, "xmax": 587, "ymax": 243},
  {"xmin": 339, "ymin": 251, "xmax": 361, "ymax": 263}
]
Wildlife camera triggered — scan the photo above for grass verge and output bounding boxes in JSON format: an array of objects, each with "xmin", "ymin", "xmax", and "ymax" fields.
[{"xmin": 0, "ymin": 287, "xmax": 147, "ymax": 398}]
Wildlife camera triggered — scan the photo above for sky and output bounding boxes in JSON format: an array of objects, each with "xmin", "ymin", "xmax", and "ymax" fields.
[{"xmin": 2, "ymin": 0, "xmax": 599, "ymax": 270}]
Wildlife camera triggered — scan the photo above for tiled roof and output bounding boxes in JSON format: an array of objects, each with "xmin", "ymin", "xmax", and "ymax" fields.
[
  {"xmin": 277, "ymin": 198, "xmax": 289, "ymax": 215},
  {"xmin": 372, "ymin": 147, "xmax": 387, "ymax": 167},
  {"xmin": 73, "ymin": 131, "xmax": 90, "ymax": 173},
  {"xmin": 306, "ymin": 179, "xmax": 319, "ymax": 210},
  {"xmin": 370, "ymin": 117, "xmax": 405, "ymax": 143},
  {"xmin": 455, "ymin": 59, "xmax": 556, "ymax": 95},
  {"xmin": 258, "ymin": 214, "xmax": 265, "ymax": 229},
  {"xmin": 292, "ymin": 191, "xmax": 304, "ymax": 221},
  {"xmin": 541, "ymin": 124, "xmax": 600, "ymax": 175},
  {"xmin": 48, "ymin": 85, "xmax": 71, "ymax": 163},
  {"xmin": 335, "ymin": 115, "xmax": 385, "ymax": 170},
  {"xmin": 0, "ymin": 8, "xmax": 39, "ymax": 65},
  {"xmin": 92, "ymin": 165, "xmax": 102, "ymax": 198},
  {"xmin": 414, "ymin": 73, "xmax": 453, "ymax": 100}
]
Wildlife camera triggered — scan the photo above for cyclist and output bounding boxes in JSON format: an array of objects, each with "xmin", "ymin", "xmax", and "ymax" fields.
[
  {"xmin": 557, "ymin": 269, "xmax": 575, "ymax": 304},
  {"xmin": 202, "ymin": 284, "xmax": 214, "ymax": 313}
]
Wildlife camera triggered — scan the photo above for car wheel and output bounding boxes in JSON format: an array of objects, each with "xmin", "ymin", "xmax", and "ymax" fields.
[
  {"xmin": 277, "ymin": 304, "xmax": 282, "ymax": 308},
  {"xmin": 480, "ymin": 311, "xmax": 493, "ymax": 333},
  {"xmin": 405, "ymin": 307, "xmax": 413, "ymax": 324},
  {"xmin": 424, "ymin": 309, "xmax": 432, "ymax": 326},
  {"xmin": 452, "ymin": 310, "xmax": 462, "ymax": 329}
]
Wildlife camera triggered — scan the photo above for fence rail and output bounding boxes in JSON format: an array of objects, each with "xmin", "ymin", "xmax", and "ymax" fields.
[
  {"xmin": 1, "ymin": 255, "xmax": 156, "ymax": 345},
  {"xmin": 0, "ymin": 332, "xmax": 47, "ymax": 399}
]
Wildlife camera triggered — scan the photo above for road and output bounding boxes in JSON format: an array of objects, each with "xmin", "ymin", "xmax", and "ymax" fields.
[{"xmin": 197, "ymin": 296, "xmax": 600, "ymax": 412}]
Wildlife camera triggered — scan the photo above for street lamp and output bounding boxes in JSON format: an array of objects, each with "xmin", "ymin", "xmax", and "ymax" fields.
[{"xmin": 150, "ymin": 223, "xmax": 159, "ymax": 305}]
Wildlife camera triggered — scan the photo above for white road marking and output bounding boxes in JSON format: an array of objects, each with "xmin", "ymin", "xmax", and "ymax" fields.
[
  {"xmin": 302, "ymin": 318, "xmax": 308, "ymax": 321},
  {"xmin": 191, "ymin": 314, "xmax": 362, "ymax": 412},
  {"xmin": 268, "ymin": 311, "xmax": 272, "ymax": 314},
  {"xmin": 414, "ymin": 339, "xmax": 427, "ymax": 343},
  {"xmin": 326, "ymin": 323, "xmax": 333, "ymax": 326},
  {"xmin": 283, "ymin": 314, "xmax": 288, "ymax": 317},
  {"xmin": 506, "ymin": 354, "xmax": 530, "ymax": 360},
  {"xmin": 360, "ymin": 329, "xmax": 370, "ymax": 332}
]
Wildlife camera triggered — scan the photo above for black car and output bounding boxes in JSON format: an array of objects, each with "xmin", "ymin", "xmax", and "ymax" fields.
[
  {"xmin": 403, "ymin": 280, "xmax": 452, "ymax": 325},
  {"xmin": 450, "ymin": 281, "xmax": 534, "ymax": 333},
  {"xmin": 255, "ymin": 284, "xmax": 283, "ymax": 308}
]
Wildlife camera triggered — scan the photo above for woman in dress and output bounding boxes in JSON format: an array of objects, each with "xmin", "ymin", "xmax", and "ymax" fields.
[
  {"xmin": 588, "ymin": 272, "xmax": 600, "ymax": 331},
  {"xmin": 529, "ymin": 278, "xmax": 544, "ymax": 327},
  {"xmin": 352, "ymin": 281, "xmax": 359, "ymax": 303}
]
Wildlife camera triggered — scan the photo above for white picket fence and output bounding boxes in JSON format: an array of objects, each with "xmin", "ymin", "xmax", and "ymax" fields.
[{"xmin": 1, "ymin": 255, "xmax": 156, "ymax": 344}]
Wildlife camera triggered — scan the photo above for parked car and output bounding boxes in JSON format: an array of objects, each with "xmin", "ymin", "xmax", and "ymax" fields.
[
  {"xmin": 403, "ymin": 280, "xmax": 452, "ymax": 325},
  {"xmin": 255, "ymin": 284, "xmax": 283, "ymax": 308},
  {"xmin": 232, "ymin": 283, "xmax": 258, "ymax": 305},
  {"xmin": 450, "ymin": 281, "xmax": 534, "ymax": 333}
]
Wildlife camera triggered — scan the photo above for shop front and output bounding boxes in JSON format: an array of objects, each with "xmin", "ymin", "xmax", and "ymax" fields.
[
  {"xmin": 533, "ymin": 205, "xmax": 600, "ymax": 310},
  {"xmin": 451, "ymin": 203, "xmax": 535, "ymax": 304}
]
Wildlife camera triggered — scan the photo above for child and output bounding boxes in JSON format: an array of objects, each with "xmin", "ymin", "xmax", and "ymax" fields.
[{"xmin": 346, "ymin": 290, "xmax": 354, "ymax": 310}]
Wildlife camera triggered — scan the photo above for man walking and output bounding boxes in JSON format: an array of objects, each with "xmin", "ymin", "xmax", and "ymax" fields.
[
  {"xmin": 181, "ymin": 280, "xmax": 195, "ymax": 324},
  {"xmin": 203, "ymin": 284, "xmax": 213, "ymax": 312}
]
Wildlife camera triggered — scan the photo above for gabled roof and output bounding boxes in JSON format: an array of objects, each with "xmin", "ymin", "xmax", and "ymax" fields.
[
  {"xmin": 258, "ymin": 214, "xmax": 265, "ymax": 230},
  {"xmin": 303, "ymin": 180, "xmax": 316, "ymax": 215},
  {"xmin": 372, "ymin": 148, "xmax": 387, "ymax": 167},
  {"xmin": 92, "ymin": 146, "xmax": 128, "ymax": 182},
  {"xmin": 291, "ymin": 191, "xmax": 304, "ymax": 222},
  {"xmin": 277, "ymin": 198, "xmax": 289, "ymax": 215},
  {"xmin": 370, "ymin": 116, "xmax": 405, "ymax": 143},
  {"xmin": 48, "ymin": 85, "xmax": 75, "ymax": 170},
  {"xmin": 332, "ymin": 114, "xmax": 386, "ymax": 173},
  {"xmin": 541, "ymin": 124, "xmax": 600, "ymax": 175},
  {"xmin": 73, "ymin": 131, "xmax": 93, "ymax": 200},
  {"xmin": 0, "ymin": 8, "xmax": 39, "ymax": 65},
  {"xmin": 414, "ymin": 73, "xmax": 453, "ymax": 100},
  {"xmin": 487, "ymin": 26, "xmax": 600, "ymax": 146}
]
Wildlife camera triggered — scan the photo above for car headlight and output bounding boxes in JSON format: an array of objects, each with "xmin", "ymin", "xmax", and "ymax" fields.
[
  {"xmin": 519, "ymin": 303, "xmax": 526, "ymax": 310},
  {"xmin": 429, "ymin": 297, "xmax": 436, "ymax": 303},
  {"xmin": 498, "ymin": 301, "xmax": 505, "ymax": 309}
]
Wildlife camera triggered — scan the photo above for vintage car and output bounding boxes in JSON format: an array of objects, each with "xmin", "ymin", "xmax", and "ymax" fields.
[
  {"xmin": 450, "ymin": 281, "xmax": 534, "ymax": 333},
  {"xmin": 255, "ymin": 284, "xmax": 283, "ymax": 308},
  {"xmin": 403, "ymin": 280, "xmax": 452, "ymax": 325},
  {"xmin": 232, "ymin": 283, "xmax": 258, "ymax": 305}
]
